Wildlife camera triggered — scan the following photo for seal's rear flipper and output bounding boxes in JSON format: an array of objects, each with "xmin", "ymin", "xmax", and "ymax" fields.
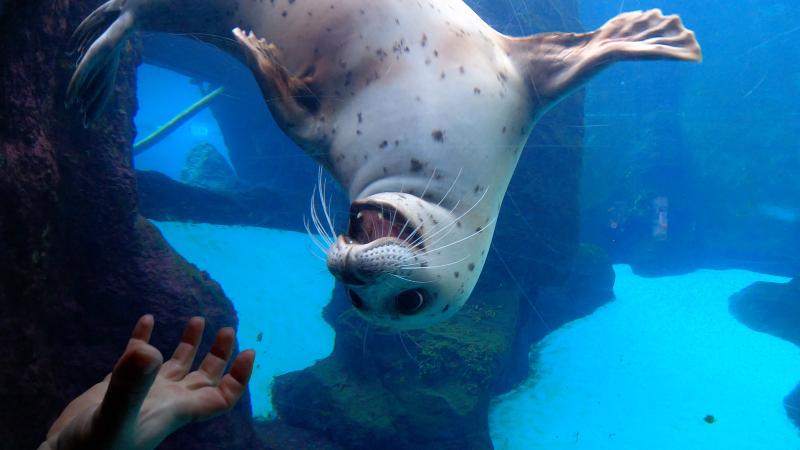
[
  {"xmin": 509, "ymin": 9, "xmax": 701, "ymax": 111},
  {"xmin": 67, "ymin": 1, "xmax": 135, "ymax": 126}
]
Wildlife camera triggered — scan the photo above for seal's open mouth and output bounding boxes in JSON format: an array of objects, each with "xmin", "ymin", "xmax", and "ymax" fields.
[{"xmin": 347, "ymin": 202, "xmax": 421, "ymax": 247}]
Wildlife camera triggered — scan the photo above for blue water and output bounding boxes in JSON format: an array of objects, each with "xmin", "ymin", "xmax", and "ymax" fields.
[
  {"xmin": 135, "ymin": 65, "xmax": 231, "ymax": 180},
  {"xmin": 130, "ymin": 0, "xmax": 800, "ymax": 448},
  {"xmin": 152, "ymin": 222, "xmax": 335, "ymax": 419},
  {"xmin": 490, "ymin": 266, "xmax": 796, "ymax": 449},
  {"xmin": 147, "ymin": 222, "xmax": 797, "ymax": 448}
]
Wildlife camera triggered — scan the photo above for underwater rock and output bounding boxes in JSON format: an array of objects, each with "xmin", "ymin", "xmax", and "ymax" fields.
[
  {"xmin": 254, "ymin": 417, "xmax": 346, "ymax": 450},
  {"xmin": 785, "ymin": 385, "xmax": 800, "ymax": 431},
  {"xmin": 0, "ymin": 2, "xmax": 257, "ymax": 449},
  {"xmin": 270, "ymin": 244, "xmax": 615, "ymax": 449},
  {"xmin": 272, "ymin": 287, "xmax": 522, "ymax": 450},
  {"xmin": 729, "ymin": 276, "xmax": 800, "ymax": 429},
  {"xmin": 729, "ymin": 275, "xmax": 800, "ymax": 348},
  {"xmin": 495, "ymin": 243, "xmax": 616, "ymax": 392},
  {"xmin": 137, "ymin": 169, "xmax": 310, "ymax": 231},
  {"xmin": 180, "ymin": 142, "xmax": 238, "ymax": 191}
]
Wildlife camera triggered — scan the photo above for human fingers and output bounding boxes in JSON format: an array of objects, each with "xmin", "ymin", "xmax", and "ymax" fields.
[
  {"xmin": 94, "ymin": 344, "xmax": 163, "ymax": 445},
  {"xmin": 215, "ymin": 349, "xmax": 255, "ymax": 408},
  {"xmin": 124, "ymin": 314, "xmax": 155, "ymax": 352},
  {"xmin": 196, "ymin": 327, "xmax": 235, "ymax": 384},
  {"xmin": 189, "ymin": 349, "xmax": 255, "ymax": 421},
  {"xmin": 160, "ymin": 317, "xmax": 205, "ymax": 380}
]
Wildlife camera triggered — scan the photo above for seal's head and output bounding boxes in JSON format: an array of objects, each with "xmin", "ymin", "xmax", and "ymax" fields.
[{"xmin": 325, "ymin": 192, "xmax": 493, "ymax": 330}]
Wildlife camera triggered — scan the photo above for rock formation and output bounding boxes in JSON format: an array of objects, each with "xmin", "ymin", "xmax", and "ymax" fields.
[
  {"xmin": 0, "ymin": 2, "xmax": 257, "ymax": 448},
  {"xmin": 730, "ymin": 276, "xmax": 800, "ymax": 430},
  {"xmin": 180, "ymin": 143, "xmax": 238, "ymax": 192}
]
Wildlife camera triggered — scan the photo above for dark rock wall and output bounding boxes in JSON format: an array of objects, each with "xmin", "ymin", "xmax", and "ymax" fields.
[
  {"xmin": 137, "ymin": 170, "xmax": 307, "ymax": 230},
  {"xmin": 0, "ymin": 1, "xmax": 256, "ymax": 449}
]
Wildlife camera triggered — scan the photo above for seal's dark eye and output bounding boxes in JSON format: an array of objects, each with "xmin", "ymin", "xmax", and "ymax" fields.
[
  {"xmin": 348, "ymin": 289, "xmax": 365, "ymax": 310},
  {"xmin": 395, "ymin": 290, "xmax": 425, "ymax": 315}
]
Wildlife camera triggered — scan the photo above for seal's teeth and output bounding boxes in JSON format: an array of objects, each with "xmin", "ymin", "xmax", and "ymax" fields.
[{"xmin": 356, "ymin": 211, "xmax": 364, "ymax": 220}]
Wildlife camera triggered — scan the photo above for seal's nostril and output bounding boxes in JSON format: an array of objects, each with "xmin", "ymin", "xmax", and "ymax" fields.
[{"xmin": 348, "ymin": 289, "xmax": 366, "ymax": 310}]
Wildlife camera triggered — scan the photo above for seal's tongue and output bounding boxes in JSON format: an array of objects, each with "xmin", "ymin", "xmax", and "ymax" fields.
[{"xmin": 349, "ymin": 205, "xmax": 415, "ymax": 244}]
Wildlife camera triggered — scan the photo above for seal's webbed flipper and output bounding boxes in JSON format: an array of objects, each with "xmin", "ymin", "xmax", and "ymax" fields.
[
  {"xmin": 233, "ymin": 28, "xmax": 321, "ymax": 144},
  {"xmin": 510, "ymin": 9, "xmax": 701, "ymax": 111},
  {"xmin": 67, "ymin": 1, "xmax": 135, "ymax": 126}
]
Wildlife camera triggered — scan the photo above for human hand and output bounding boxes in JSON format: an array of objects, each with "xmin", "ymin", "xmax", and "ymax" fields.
[{"xmin": 39, "ymin": 315, "xmax": 255, "ymax": 450}]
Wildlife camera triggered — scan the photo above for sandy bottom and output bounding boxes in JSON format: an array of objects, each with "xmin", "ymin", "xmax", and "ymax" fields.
[
  {"xmin": 153, "ymin": 221, "xmax": 335, "ymax": 419},
  {"xmin": 489, "ymin": 265, "xmax": 799, "ymax": 449}
]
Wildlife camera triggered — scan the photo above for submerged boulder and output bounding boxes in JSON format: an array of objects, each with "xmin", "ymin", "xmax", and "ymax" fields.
[
  {"xmin": 270, "ymin": 244, "xmax": 615, "ymax": 449},
  {"xmin": 180, "ymin": 142, "xmax": 238, "ymax": 191},
  {"xmin": 729, "ymin": 276, "xmax": 800, "ymax": 430},
  {"xmin": 730, "ymin": 276, "xmax": 800, "ymax": 348},
  {"xmin": 272, "ymin": 287, "xmax": 523, "ymax": 450}
]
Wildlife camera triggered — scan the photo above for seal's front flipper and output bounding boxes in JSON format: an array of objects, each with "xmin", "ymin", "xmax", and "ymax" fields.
[
  {"xmin": 233, "ymin": 28, "xmax": 321, "ymax": 143},
  {"xmin": 67, "ymin": 1, "xmax": 135, "ymax": 125},
  {"xmin": 511, "ymin": 9, "xmax": 701, "ymax": 110}
]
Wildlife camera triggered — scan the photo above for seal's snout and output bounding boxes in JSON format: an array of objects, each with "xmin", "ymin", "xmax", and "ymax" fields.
[
  {"xmin": 326, "ymin": 235, "xmax": 364, "ymax": 285},
  {"xmin": 326, "ymin": 234, "xmax": 414, "ymax": 286},
  {"xmin": 326, "ymin": 199, "xmax": 424, "ymax": 286}
]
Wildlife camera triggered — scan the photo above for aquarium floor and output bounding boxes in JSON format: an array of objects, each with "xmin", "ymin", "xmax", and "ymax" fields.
[
  {"xmin": 489, "ymin": 265, "xmax": 800, "ymax": 449},
  {"xmin": 153, "ymin": 221, "xmax": 335, "ymax": 419},
  {"xmin": 154, "ymin": 221, "xmax": 800, "ymax": 448}
]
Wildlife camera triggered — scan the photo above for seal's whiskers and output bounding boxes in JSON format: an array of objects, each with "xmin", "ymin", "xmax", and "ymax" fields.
[
  {"xmin": 317, "ymin": 167, "xmax": 338, "ymax": 241},
  {"xmin": 303, "ymin": 217, "xmax": 330, "ymax": 254},
  {"xmin": 406, "ymin": 186, "xmax": 491, "ymax": 251},
  {"xmin": 435, "ymin": 168, "xmax": 463, "ymax": 208},
  {"xmin": 412, "ymin": 216, "xmax": 497, "ymax": 260},
  {"xmin": 410, "ymin": 199, "xmax": 464, "ymax": 250},
  {"xmin": 400, "ymin": 255, "xmax": 470, "ymax": 270},
  {"xmin": 399, "ymin": 167, "xmax": 462, "ymax": 249},
  {"xmin": 305, "ymin": 168, "xmax": 340, "ymax": 254},
  {"xmin": 389, "ymin": 273, "xmax": 435, "ymax": 285},
  {"xmin": 388, "ymin": 183, "xmax": 406, "ymax": 232},
  {"xmin": 396, "ymin": 168, "xmax": 439, "ymax": 242},
  {"xmin": 304, "ymin": 244, "xmax": 328, "ymax": 263},
  {"xmin": 309, "ymin": 186, "xmax": 332, "ymax": 246}
]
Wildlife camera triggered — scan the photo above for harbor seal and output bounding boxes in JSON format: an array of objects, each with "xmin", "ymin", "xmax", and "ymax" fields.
[{"xmin": 68, "ymin": 0, "xmax": 701, "ymax": 329}]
